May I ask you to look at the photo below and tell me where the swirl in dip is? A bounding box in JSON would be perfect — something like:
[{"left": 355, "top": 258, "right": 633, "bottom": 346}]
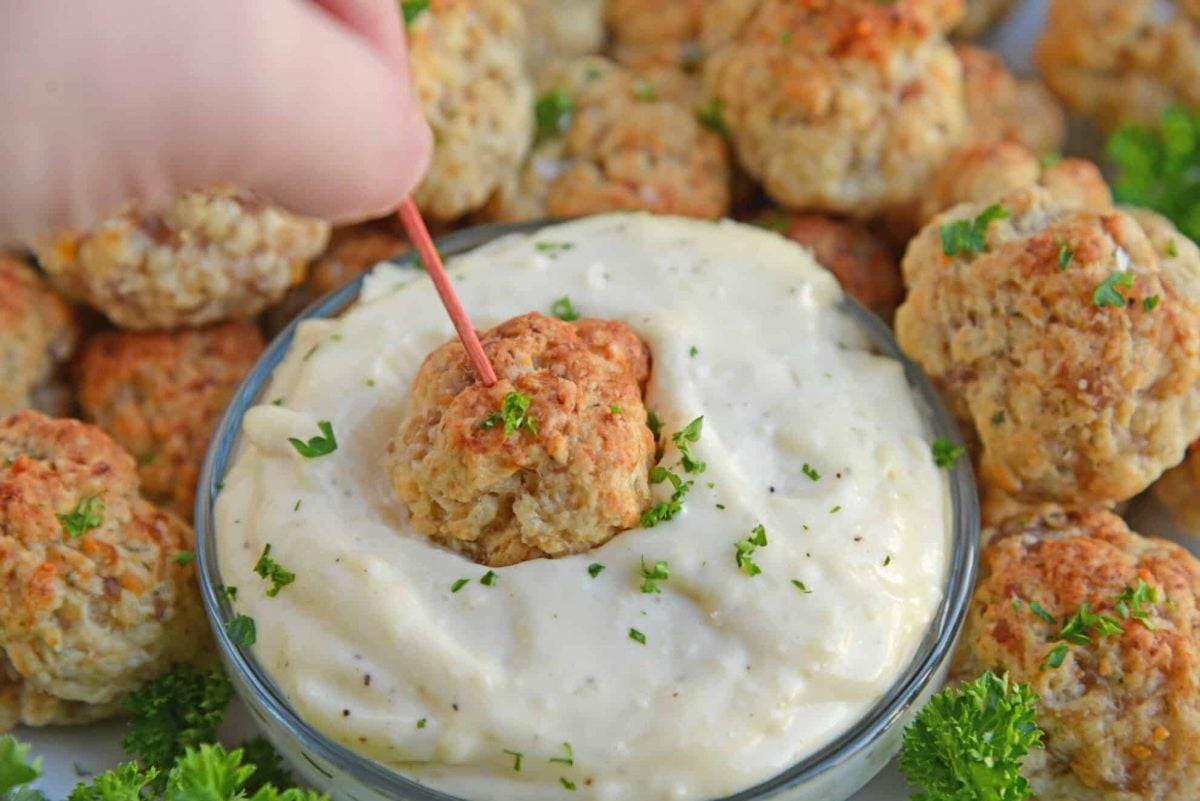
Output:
[{"left": 215, "top": 214, "right": 950, "bottom": 801}]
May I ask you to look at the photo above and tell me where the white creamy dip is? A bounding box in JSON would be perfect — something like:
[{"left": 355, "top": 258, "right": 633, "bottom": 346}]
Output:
[{"left": 216, "top": 214, "right": 950, "bottom": 801}]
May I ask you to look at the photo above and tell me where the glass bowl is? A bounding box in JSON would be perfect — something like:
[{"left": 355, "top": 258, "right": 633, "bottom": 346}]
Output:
[{"left": 196, "top": 219, "right": 980, "bottom": 801}]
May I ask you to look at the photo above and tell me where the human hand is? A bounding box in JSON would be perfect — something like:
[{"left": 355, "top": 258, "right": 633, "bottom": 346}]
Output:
[{"left": 0, "top": 0, "right": 432, "bottom": 243}]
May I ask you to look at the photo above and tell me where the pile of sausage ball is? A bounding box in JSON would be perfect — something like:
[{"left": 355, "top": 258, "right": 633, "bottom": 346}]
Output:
[{"left": 3, "top": 2, "right": 1200, "bottom": 799}]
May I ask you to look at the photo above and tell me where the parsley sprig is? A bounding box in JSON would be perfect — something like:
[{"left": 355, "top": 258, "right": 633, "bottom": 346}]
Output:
[
  {"left": 551, "top": 296, "right": 580, "bottom": 321},
  {"left": 58, "top": 495, "right": 104, "bottom": 538},
  {"left": 899, "top": 672, "right": 1043, "bottom": 801},
  {"left": 642, "top": 466, "right": 693, "bottom": 527},
  {"left": 639, "top": 558, "right": 671, "bottom": 593},
  {"left": 734, "top": 524, "right": 768, "bottom": 577},
  {"left": 288, "top": 421, "right": 337, "bottom": 459},
  {"left": 672, "top": 417, "right": 705, "bottom": 473},
  {"left": 931, "top": 439, "right": 966, "bottom": 469},
  {"left": 939, "top": 205, "right": 1009, "bottom": 257},
  {"left": 481, "top": 391, "right": 538, "bottom": 437},
  {"left": 1092, "top": 271, "right": 1135, "bottom": 308},
  {"left": 535, "top": 89, "right": 574, "bottom": 139},
  {"left": 1115, "top": 578, "right": 1159, "bottom": 630},
  {"left": 253, "top": 545, "right": 295, "bottom": 598},
  {"left": 1108, "top": 106, "right": 1200, "bottom": 241}
]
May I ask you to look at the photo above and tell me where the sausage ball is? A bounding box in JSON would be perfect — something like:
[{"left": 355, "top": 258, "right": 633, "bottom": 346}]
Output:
[
  {"left": 525, "top": 0, "right": 605, "bottom": 65},
  {"left": 388, "top": 312, "right": 655, "bottom": 567},
  {"left": 957, "top": 44, "right": 1066, "bottom": 156},
  {"left": 408, "top": 0, "right": 535, "bottom": 221},
  {"left": 482, "top": 57, "right": 730, "bottom": 222},
  {"left": 0, "top": 411, "right": 207, "bottom": 728},
  {"left": 759, "top": 213, "right": 904, "bottom": 320},
  {"left": 1154, "top": 443, "right": 1200, "bottom": 535},
  {"left": 33, "top": 187, "right": 329, "bottom": 331},
  {"left": 918, "top": 140, "right": 1112, "bottom": 225},
  {"left": 702, "top": 0, "right": 967, "bottom": 217},
  {"left": 896, "top": 188, "right": 1200, "bottom": 507},
  {"left": 952, "top": 507, "right": 1200, "bottom": 801},
  {"left": 1035, "top": 0, "right": 1200, "bottom": 129},
  {"left": 954, "top": 0, "right": 1014, "bottom": 39},
  {"left": 74, "top": 322, "right": 265, "bottom": 521},
  {"left": 606, "top": 0, "right": 704, "bottom": 69},
  {"left": 0, "top": 255, "right": 77, "bottom": 416}
]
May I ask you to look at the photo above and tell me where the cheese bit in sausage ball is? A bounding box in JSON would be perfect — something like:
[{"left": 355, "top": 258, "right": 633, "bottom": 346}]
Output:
[
  {"left": 481, "top": 56, "right": 730, "bottom": 222},
  {"left": 917, "top": 140, "right": 1112, "bottom": 225},
  {"left": 0, "top": 254, "right": 77, "bottom": 417},
  {"left": 702, "top": 0, "right": 967, "bottom": 218},
  {"left": 957, "top": 44, "right": 1066, "bottom": 156},
  {"left": 605, "top": 0, "right": 704, "bottom": 70},
  {"left": 896, "top": 188, "right": 1200, "bottom": 507},
  {"left": 74, "top": 321, "right": 265, "bottom": 521},
  {"left": 1155, "top": 442, "right": 1200, "bottom": 535},
  {"left": 0, "top": 411, "right": 207, "bottom": 729},
  {"left": 1036, "top": 0, "right": 1200, "bottom": 129},
  {"left": 952, "top": 507, "right": 1200, "bottom": 801},
  {"left": 33, "top": 186, "right": 329, "bottom": 332},
  {"left": 756, "top": 212, "right": 904, "bottom": 321},
  {"left": 407, "top": 0, "right": 535, "bottom": 222},
  {"left": 953, "top": 0, "right": 1014, "bottom": 39},
  {"left": 524, "top": 0, "right": 605, "bottom": 66},
  {"left": 388, "top": 312, "right": 655, "bottom": 567}
]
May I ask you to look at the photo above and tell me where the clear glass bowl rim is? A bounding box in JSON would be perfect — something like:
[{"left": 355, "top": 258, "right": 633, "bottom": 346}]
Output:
[{"left": 196, "top": 217, "right": 981, "bottom": 801}]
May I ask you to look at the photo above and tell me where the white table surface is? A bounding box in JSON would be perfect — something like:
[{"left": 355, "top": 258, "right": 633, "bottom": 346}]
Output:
[{"left": 25, "top": 2, "right": 1193, "bottom": 800}]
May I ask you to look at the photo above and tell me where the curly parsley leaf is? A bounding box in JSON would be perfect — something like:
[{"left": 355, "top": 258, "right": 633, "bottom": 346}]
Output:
[
  {"left": 254, "top": 545, "right": 296, "bottom": 598},
  {"left": 121, "top": 665, "right": 233, "bottom": 778},
  {"left": 899, "top": 672, "right": 1043, "bottom": 801},
  {"left": 0, "top": 736, "right": 42, "bottom": 797},
  {"left": 481, "top": 391, "right": 538, "bottom": 437},
  {"left": 287, "top": 421, "right": 337, "bottom": 459},
  {"left": 1093, "top": 271, "right": 1135, "bottom": 308},
  {"left": 939, "top": 205, "right": 1009, "bottom": 257},
  {"left": 1108, "top": 106, "right": 1200, "bottom": 242},
  {"left": 236, "top": 738, "right": 294, "bottom": 796},
  {"left": 67, "top": 763, "right": 156, "bottom": 801},
  {"left": 671, "top": 416, "right": 705, "bottom": 474},
  {"left": 931, "top": 439, "right": 966, "bottom": 469}
]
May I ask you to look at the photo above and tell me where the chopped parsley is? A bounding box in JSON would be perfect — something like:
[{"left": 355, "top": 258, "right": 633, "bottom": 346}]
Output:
[
  {"left": 1039, "top": 602, "right": 1124, "bottom": 671},
  {"left": 802, "top": 463, "right": 820, "bottom": 481},
  {"left": 288, "top": 420, "right": 338, "bottom": 458},
  {"left": 1092, "top": 271, "right": 1135, "bottom": 308},
  {"left": 536, "top": 241, "right": 575, "bottom": 253},
  {"left": 883, "top": 555, "right": 892, "bottom": 567},
  {"left": 1144, "top": 295, "right": 1161, "bottom": 311},
  {"left": 830, "top": 505, "right": 842, "bottom": 514},
  {"left": 560, "top": 778, "right": 577, "bottom": 792},
  {"left": 174, "top": 551, "right": 195, "bottom": 567},
  {"left": 535, "top": 88, "right": 574, "bottom": 137},
  {"left": 792, "top": 579, "right": 812, "bottom": 594},
  {"left": 480, "top": 570, "right": 498, "bottom": 587},
  {"left": 587, "top": 563, "right": 605, "bottom": 578},
  {"left": 1057, "top": 238, "right": 1074, "bottom": 271},
  {"left": 642, "top": 466, "right": 693, "bottom": 527},
  {"left": 401, "top": 0, "right": 429, "bottom": 24},
  {"left": 503, "top": 749, "right": 523, "bottom": 771},
  {"left": 417, "top": 718, "right": 427, "bottom": 729},
  {"left": 672, "top": 416, "right": 705, "bottom": 473},
  {"left": 549, "top": 742, "right": 574, "bottom": 766},
  {"left": 646, "top": 410, "right": 663, "bottom": 447},
  {"left": 609, "top": 404, "right": 622, "bottom": 415},
  {"left": 1042, "top": 643, "right": 1069, "bottom": 670},
  {"left": 58, "top": 494, "right": 104, "bottom": 538},
  {"left": 451, "top": 578, "right": 470, "bottom": 593},
  {"left": 218, "top": 585, "right": 238, "bottom": 603},
  {"left": 1168, "top": 239, "right": 1179, "bottom": 257},
  {"left": 1028, "top": 600, "right": 1056, "bottom": 624},
  {"left": 938, "top": 204, "right": 1009, "bottom": 257},
  {"left": 481, "top": 391, "right": 538, "bottom": 437},
  {"left": 689, "top": 345, "right": 699, "bottom": 357},
  {"left": 225, "top": 614, "right": 256, "bottom": 647},
  {"left": 628, "top": 628, "right": 647, "bottom": 645},
  {"left": 734, "top": 524, "right": 768, "bottom": 577},
  {"left": 253, "top": 544, "right": 295, "bottom": 597},
  {"left": 931, "top": 438, "right": 966, "bottom": 468},
  {"left": 696, "top": 98, "right": 730, "bottom": 137},
  {"left": 639, "top": 558, "right": 671, "bottom": 593},
  {"left": 551, "top": 296, "right": 580, "bottom": 321},
  {"left": 1115, "top": 578, "right": 1158, "bottom": 630}
]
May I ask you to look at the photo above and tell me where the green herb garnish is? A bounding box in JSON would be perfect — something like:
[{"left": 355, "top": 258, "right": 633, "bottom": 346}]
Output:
[
  {"left": 58, "top": 495, "right": 104, "bottom": 538},
  {"left": 1057, "top": 239, "right": 1074, "bottom": 271},
  {"left": 672, "top": 416, "right": 705, "bottom": 473},
  {"left": 536, "top": 88, "right": 574, "bottom": 137},
  {"left": 802, "top": 463, "right": 820, "bottom": 481},
  {"left": 451, "top": 578, "right": 469, "bottom": 593},
  {"left": 1093, "top": 271, "right": 1135, "bottom": 308},
  {"left": 938, "top": 204, "right": 1009, "bottom": 257},
  {"left": 587, "top": 563, "right": 605, "bottom": 578},
  {"left": 639, "top": 558, "right": 671, "bottom": 593},
  {"left": 1144, "top": 295, "right": 1161, "bottom": 311},
  {"left": 288, "top": 420, "right": 337, "bottom": 458},
  {"left": 401, "top": 0, "right": 430, "bottom": 25},
  {"left": 481, "top": 391, "right": 538, "bottom": 437},
  {"left": 174, "top": 551, "right": 195, "bottom": 567},
  {"left": 1114, "top": 578, "right": 1159, "bottom": 630},
  {"left": 1108, "top": 106, "right": 1200, "bottom": 242},
  {"left": 792, "top": 579, "right": 812, "bottom": 594},
  {"left": 734, "top": 524, "right": 768, "bottom": 577},
  {"left": 503, "top": 750, "right": 523, "bottom": 772},
  {"left": 931, "top": 439, "right": 966, "bottom": 468},
  {"left": 225, "top": 615, "right": 256, "bottom": 647},
  {"left": 551, "top": 296, "right": 580, "bottom": 321},
  {"left": 549, "top": 742, "right": 574, "bottom": 766},
  {"left": 696, "top": 98, "right": 730, "bottom": 137},
  {"left": 480, "top": 570, "right": 498, "bottom": 587},
  {"left": 641, "top": 466, "right": 693, "bottom": 527},
  {"left": 628, "top": 628, "right": 647, "bottom": 645},
  {"left": 253, "top": 545, "right": 295, "bottom": 598}
]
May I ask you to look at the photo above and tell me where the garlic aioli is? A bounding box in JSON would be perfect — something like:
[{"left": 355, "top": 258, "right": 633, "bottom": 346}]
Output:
[{"left": 216, "top": 214, "right": 950, "bottom": 801}]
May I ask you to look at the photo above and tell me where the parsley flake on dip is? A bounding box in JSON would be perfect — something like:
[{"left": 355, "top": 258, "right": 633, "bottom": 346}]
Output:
[{"left": 216, "top": 214, "right": 951, "bottom": 801}]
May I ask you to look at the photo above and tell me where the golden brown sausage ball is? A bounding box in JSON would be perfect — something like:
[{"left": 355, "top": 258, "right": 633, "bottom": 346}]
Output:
[
  {"left": 702, "top": 0, "right": 967, "bottom": 217},
  {"left": 954, "top": 0, "right": 1014, "bottom": 39},
  {"left": 759, "top": 212, "right": 904, "bottom": 320},
  {"left": 0, "top": 255, "right": 77, "bottom": 416},
  {"left": 952, "top": 507, "right": 1200, "bottom": 801},
  {"left": 74, "top": 322, "right": 265, "bottom": 521},
  {"left": 918, "top": 140, "right": 1112, "bottom": 225},
  {"left": 1035, "top": 0, "right": 1200, "bottom": 129},
  {"left": 606, "top": 0, "right": 705, "bottom": 69},
  {"left": 957, "top": 44, "right": 1066, "bottom": 156},
  {"left": 1154, "top": 443, "right": 1200, "bottom": 535},
  {"left": 525, "top": 0, "right": 605, "bottom": 65},
  {"left": 408, "top": 0, "right": 535, "bottom": 221},
  {"left": 482, "top": 57, "right": 730, "bottom": 222},
  {"left": 33, "top": 187, "right": 329, "bottom": 331},
  {"left": 388, "top": 312, "right": 655, "bottom": 567},
  {"left": 896, "top": 189, "right": 1200, "bottom": 507},
  {"left": 0, "top": 411, "right": 206, "bottom": 729}
]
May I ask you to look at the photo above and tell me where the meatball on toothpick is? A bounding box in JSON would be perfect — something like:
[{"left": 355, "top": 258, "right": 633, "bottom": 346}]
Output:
[
  {"left": 954, "top": 508, "right": 1200, "bottom": 801},
  {"left": 0, "top": 412, "right": 207, "bottom": 729},
  {"left": 388, "top": 312, "right": 655, "bottom": 567},
  {"left": 702, "top": 0, "right": 967, "bottom": 217},
  {"left": 33, "top": 187, "right": 329, "bottom": 331},
  {"left": 896, "top": 188, "right": 1200, "bottom": 507}
]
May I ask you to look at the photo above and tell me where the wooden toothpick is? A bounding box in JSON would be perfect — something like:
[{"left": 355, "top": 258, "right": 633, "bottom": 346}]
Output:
[{"left": 395, "top": 199, "right": 497, "bottom": 386}]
